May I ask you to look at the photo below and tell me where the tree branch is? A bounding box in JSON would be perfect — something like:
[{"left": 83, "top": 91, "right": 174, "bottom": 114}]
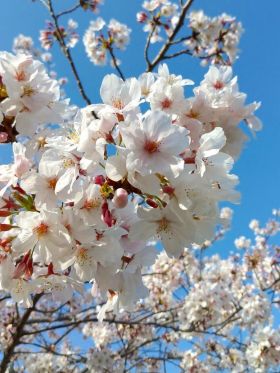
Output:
[
  {"left": 107, "top": 45, "right": 125, "bottom": 81},
  {"left": 169, "top": 34, "right": 193, "bottom": 46},
  {"left": 46, "top": 0, "right": 98, "bottom": 117},
  {"left": 144, "top": 23, "right": 157, "bottom": 70},
  {"left": 0, "top": 294, "right": 42, "bottom": 373},
  {"left": 146, "top": 0, "right": 195, "bottom": 72},
  {"left": 162, "top": 48, "right": 192, "bottom": 60},
  {"left": 57, "top": 2, "right": 81, "bottom": 19}
]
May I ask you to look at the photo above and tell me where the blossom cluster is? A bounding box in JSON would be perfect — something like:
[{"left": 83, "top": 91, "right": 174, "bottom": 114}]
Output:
[
  {"left": 40, "top": 19, "right": 79, "bottom": 50},
  {"left": 83, "top": 17, "right": 131, "bottom": 66},
  {"left": 13, "top": 34, "right": 53, "bottom": 67},
  {"left": 80, "top": 0, "right": 104, "bottom": 13},
  {"left": 187, "top": 10, "right": 243, "bottom": 65},
  {"left": 1, "top": 211, "right": 279, "bottom": 373},
  {"left": 137, "top": 0, "right": 179, "bottom": 43},
  {"left": 137, "top": 2, "right": 243, "bottom": 65},
  {"left": 13, "top": 34, "right": 41, "bottom": 59},
  {"left": 0, "top": 52, "right": 69, "bottom": 140},
  {"left": 11, "top": 33, "right": 69, "bottom": 106},
  {"left": 0, "top": 52, "right": 261, "bottom": 321}
]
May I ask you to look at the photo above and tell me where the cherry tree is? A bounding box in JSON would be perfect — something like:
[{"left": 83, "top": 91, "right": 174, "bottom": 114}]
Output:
[{"left": 0, "top": 0, "right": 278, "bottom": 372}]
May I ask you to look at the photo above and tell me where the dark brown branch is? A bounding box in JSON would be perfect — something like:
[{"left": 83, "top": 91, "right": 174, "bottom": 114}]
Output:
[
  {"left": 46, "top": 0, "right": 98, "bottom": 118},
  {"left": 162, "top": 48, "right": 192, "bottom": 60},
  {"left": 144, "top": 23, "right": 157, "bottom": 69},
  {"left": 107, "top": 45, "right": 125, "bottom": 81},
  {"left": 263, "top": 276, "right": 280, "bottom": 291},
  {"left": 57, "top": 2, "right": 81, "bottom": 18},
  {"left": 169, "top": 34, "right": 193, "bottom": 46},
  {"left": 0, "top": 295, "right": 11, "bottom": 302},
  {"left": 146, "top": 0, "right": 195, "bottom": 72},
  {"left": 0, "top": 294, "right": 42, "bottom": 373},
  {"left": 121, "top": 337, "right": 161, "bottom": 358},
  {"left": 22, "top": 315, "right": 187, "bottom": 337}
]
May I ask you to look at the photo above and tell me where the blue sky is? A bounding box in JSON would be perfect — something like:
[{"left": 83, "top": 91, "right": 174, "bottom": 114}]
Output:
[{"left": 0, "top": 0, "right": 279, "bottom": 254}]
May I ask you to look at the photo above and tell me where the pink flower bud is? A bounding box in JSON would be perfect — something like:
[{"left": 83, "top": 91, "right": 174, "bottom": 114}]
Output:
[
  {"left": 47, "top": 263, "right": 55, "bottom": 276},
  {"left": 0, "top": 132, "right": 8, "bottom": 143},
  {"left": 162, "top": 185, "right": 175, "bottom": 196},
  {"left": 112, "top": 188, "right": 128, "bottom": 209},
  {"left": 94, "top": 175, "right": 105, "bottom": 185},
  {"left": 137, "top": 12, "right": 148, "bottom": 23},
  {"left": 101, "top": 201, "right": 115, "bottom": 227}
]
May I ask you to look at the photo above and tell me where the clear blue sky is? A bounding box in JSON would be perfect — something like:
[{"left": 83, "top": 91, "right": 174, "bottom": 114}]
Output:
[{"left": 0, "top": 0, "right": 279, "bottom": 251}]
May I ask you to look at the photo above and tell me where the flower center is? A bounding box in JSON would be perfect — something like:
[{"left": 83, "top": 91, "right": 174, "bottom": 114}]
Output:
[
  {"left": 156, "top": 217, "right": 169, "bottom": 233},
  {"left": 112, "top": 98, "right": 124, "bottom": 110},
  {"left": 187, "top": 109, "right": 199, "bottom": 119},
  {"left": 161, "top": 98, "right": 172, "bottom": 109},
  {"left": 63, "top": 158, "right": 75, "bottom": 168},
  {"left": 15, "top": 70, "right": 26, "bottom": 82},
  {"left": 21, "top": 85, "right": 36, "bottom": 97},
  {"left": 34, "top": 222, "right": 49, "bottom": 237},
  {"left": 48, "top": 178, "right": 57, "bottom": 190},
  {"left": 141, "top": 87, "right": 150, "bottom": 96},
  {"left": 144, "top": 140, "right": 159, "bottom": 154},
  {"left": 83, "top": 199, "right": 100, "bottom": 210},
  {"left": 37, "top": 136, "right": 47, "bottom": 149},
  {"left": 213, "top": 80, "right": 224, "bottom": 90},
  {"left": 77, "top": 247, "right": 89, "bottom": 265},
  {"left": 68, "top": 130, "right": 80, "bottom": 143}
]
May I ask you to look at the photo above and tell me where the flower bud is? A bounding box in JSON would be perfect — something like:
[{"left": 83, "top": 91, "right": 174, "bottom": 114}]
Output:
[
  {"left": 94, "top": 175, "right": 105, "bottom": 185},
  {"left": 162, "top": 185, "right": 175, "bottom": 196},
  {"left": 0, "top": 132, "right": 8, "bottom": 143},
  {"left": 112, "top": 188, "right": 128, "bottom": 209},
  {"left": 136, "top": 12, "right": 148, "bottom": 23},
  {"left": 101, "top": 201, "right": 115, "bottom": 227}
]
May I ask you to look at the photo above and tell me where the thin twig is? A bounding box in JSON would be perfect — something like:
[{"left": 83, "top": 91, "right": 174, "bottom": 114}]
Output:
[
  {"left": 36, "top": 0, "right": 49, "bottom": 10},
  {"left": 169, "top": 34, "right": 193, "bottom": 46},
  {"left": 162, "top": 48, "right": 192, "bottom": 60},
  {"left": 45, "top": 0, "right": 98, "bottom": 117},
  {"left": 57, "top": 2, "right": 80, "bottom": 18},
  {"left": 0, "top": 294, "right": 42, "bottom": 373},
  {"left": 144, "top": 23, "right": 157, "bottom": 69},
  {"left": 107, "top": 45, "right": 125, "bottom": 81}
]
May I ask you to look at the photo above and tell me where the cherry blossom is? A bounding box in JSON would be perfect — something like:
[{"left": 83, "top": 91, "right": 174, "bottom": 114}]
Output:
[{"left": 83, "top": 17, "right": 131, "bottom": 66}]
